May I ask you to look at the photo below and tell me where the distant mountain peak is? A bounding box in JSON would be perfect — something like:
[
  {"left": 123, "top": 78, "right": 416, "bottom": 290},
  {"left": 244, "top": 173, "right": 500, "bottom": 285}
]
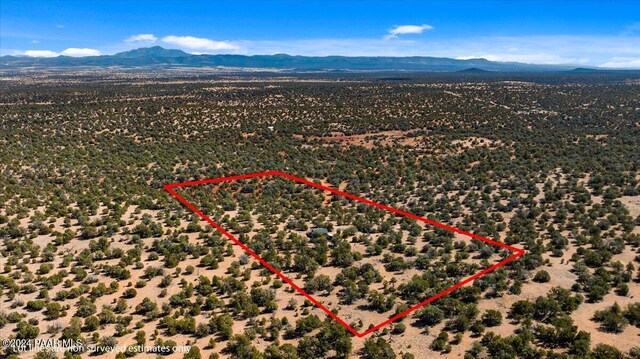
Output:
[
  {"left": 113, "top": 46, "right": 189, "bottom": 58},
  {"left": 457, "top": 67, "right": 492, "bottom": 73},
  {"left": 569, "top": 67, "right": 600, "bottom": 73}
]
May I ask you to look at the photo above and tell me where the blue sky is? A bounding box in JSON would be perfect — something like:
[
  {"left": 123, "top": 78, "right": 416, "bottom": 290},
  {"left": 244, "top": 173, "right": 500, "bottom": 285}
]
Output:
[{"left": 1, "top": 0, "right": 639, "bottom": 68}]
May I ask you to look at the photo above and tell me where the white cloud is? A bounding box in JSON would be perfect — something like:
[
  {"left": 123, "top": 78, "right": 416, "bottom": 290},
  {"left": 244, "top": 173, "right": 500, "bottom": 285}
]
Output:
[
  {"left": 125, "top": 34, "right": 158, "bottom": 43},
  {"left": 162, "top": 35, "right": 239, "bottom": 51},
  {"left": 18, "top": 48, "right": 101, "bottom": 57},
  {"left": 61, "top": 48, "right": 101, "bottom": 57},
  {"left": 385, "top": 24, "right": 433, "bottom": 39},
  {"left": 448, "top": 36, "right": 640, "bottom": 66},
  {"left": 23, "top": 50, "right": 58, "bottom": 57},
  {"left": 600, "top": 57, "right": 640, "bottom": 69}
]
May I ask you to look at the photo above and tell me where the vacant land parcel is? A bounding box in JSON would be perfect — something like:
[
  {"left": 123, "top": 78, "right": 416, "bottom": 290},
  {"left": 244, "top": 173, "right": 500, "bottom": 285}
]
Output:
[{"left": 166, "top": 171, "right": 523, "bottom": 337}]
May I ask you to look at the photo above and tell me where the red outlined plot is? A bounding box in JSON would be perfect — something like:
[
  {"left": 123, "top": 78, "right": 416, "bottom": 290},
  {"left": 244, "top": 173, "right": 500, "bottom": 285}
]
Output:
[{"left": 164, "top": 170, "right": 525, "bottom": 337}]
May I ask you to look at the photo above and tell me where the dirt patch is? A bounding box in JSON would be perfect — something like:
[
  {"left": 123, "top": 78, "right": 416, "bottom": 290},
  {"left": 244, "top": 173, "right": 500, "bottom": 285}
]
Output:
[
  {"left": 296, "top": 130, "right": 425, "bottom": 149},
  {"left": 451, "top": 137, "right": 503, "bottom": 154}
]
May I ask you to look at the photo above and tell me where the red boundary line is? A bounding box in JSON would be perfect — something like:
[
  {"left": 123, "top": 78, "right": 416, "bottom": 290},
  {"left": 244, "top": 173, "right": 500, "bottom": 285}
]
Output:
[{"left": 164, "top": 170, "right": 525, "bottom": 337}]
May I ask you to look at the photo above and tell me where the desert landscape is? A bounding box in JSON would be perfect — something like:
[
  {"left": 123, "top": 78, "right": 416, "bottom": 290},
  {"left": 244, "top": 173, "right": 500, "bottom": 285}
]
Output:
[{"left": 1, "top": 67, "right": 639, "bottom": 359}]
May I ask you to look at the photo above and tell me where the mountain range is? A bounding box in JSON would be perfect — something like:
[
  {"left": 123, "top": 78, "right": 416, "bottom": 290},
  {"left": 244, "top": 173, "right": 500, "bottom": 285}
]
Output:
[{"left": 0, "top": 46, "right": 618, "bottom": 72}]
